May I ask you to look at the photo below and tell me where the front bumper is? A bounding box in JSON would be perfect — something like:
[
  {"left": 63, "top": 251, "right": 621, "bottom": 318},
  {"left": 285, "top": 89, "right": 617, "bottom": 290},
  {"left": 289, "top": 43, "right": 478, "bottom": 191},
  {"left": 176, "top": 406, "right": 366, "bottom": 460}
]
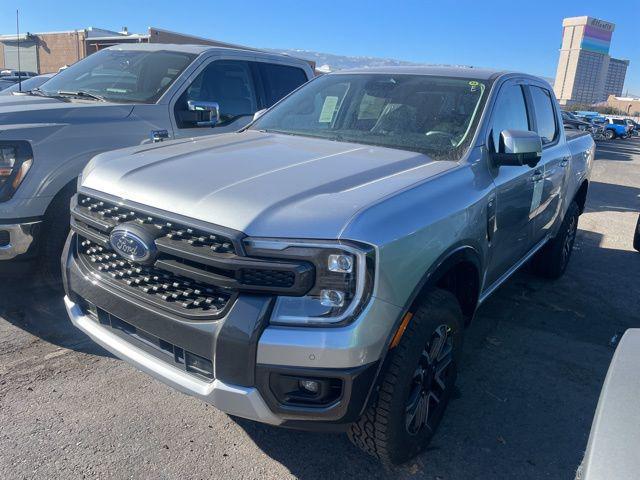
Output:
[
  {"left": 65, "top": 296, "right": 283, "bottom": 425},
  {"left": 0, "top": 220, "right": 41, "bottom": 260},
  {"left": 63, "top": 234, "right": 393, "bottom": 427}
]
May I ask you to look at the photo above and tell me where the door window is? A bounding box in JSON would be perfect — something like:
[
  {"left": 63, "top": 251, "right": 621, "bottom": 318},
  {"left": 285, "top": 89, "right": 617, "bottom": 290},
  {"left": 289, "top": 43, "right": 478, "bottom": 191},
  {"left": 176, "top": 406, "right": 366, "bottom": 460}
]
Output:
[
  {"left": 175, "top": 60, "right": 258, "bottom": 128},
  {"left": 489, "top": 84, "right": 530, "bottom": 152},
  {"left": 529, "top": 86, "right": 558, "bottom": 144},
  {"left": 257, "top": 63, "right": 308, "bottom": 107}
]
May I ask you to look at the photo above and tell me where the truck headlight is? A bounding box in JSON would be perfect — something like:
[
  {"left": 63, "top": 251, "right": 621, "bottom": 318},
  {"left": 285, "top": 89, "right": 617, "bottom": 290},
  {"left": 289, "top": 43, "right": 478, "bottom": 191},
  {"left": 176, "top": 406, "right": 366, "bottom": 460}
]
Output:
[
  {"left": 244, "top": 238, "right": 375, "bottom": 326},
  {"left": 0, "top": 141, "right": 33, "bottom": 202}
]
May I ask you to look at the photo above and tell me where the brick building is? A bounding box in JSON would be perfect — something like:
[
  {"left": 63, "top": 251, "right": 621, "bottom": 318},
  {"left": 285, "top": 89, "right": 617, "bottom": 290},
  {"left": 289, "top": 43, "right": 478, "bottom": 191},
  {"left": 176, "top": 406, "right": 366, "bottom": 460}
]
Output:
[{"left": 0, "top": 26, "right": 313, "bottom": 74}]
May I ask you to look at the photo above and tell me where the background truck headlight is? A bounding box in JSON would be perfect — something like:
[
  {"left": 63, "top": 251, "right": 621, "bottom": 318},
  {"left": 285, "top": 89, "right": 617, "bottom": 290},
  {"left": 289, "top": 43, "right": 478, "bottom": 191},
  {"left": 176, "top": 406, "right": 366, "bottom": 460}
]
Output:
[
  {"left": 0, "top": 141, "right": 33, "bottom": 202},
  {"left": 244, "top": 238, "right": 375, "bottom": 326}
]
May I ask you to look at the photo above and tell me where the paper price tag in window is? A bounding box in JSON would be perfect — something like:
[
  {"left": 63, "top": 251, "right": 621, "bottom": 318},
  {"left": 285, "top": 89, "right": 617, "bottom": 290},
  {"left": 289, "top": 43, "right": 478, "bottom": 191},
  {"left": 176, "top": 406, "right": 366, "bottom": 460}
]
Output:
[
  {"left": 319, "top": 96, "right": 339, "bottom": 123},
  {"left": 530, "top": 178, "right": 544, "bottom": 213}
]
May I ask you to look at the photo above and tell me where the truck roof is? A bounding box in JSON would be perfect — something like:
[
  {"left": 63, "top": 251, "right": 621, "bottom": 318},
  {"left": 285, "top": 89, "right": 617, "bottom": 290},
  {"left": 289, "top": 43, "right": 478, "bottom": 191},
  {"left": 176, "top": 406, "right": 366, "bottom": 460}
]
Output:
[
  {"left": 104, "top": 43, "right": 308, "bottom": 66},
  {"left": 333, "top": 65, "right": 508, "bottom": 79}
]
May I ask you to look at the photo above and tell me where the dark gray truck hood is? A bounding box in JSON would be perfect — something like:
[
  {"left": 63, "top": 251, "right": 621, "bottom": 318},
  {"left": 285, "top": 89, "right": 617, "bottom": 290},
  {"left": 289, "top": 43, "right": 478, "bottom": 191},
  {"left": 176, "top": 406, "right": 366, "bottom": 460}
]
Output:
[
  {"left": 0, "top": 95, "right": 133, "bottom": 126},
  {"left": 82, "top": 130, "right": 455, "bottom": 239}
]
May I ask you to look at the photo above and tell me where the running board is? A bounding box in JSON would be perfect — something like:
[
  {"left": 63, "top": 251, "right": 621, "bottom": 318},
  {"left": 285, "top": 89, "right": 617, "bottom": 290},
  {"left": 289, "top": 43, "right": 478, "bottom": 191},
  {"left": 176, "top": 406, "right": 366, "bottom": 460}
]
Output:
[{"left": 478, "top": 237, "right": 549, "bottom": 305}]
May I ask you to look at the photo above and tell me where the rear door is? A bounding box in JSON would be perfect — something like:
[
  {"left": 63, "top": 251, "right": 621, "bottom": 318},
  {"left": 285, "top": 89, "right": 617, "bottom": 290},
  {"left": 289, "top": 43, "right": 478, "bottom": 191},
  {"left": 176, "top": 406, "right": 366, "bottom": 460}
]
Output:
[
  {"left": 526, "top": 84, "right": 570, "bottom": 243},
  {"left": 484, "top": 81, "right": 537, "bottom": 287}
]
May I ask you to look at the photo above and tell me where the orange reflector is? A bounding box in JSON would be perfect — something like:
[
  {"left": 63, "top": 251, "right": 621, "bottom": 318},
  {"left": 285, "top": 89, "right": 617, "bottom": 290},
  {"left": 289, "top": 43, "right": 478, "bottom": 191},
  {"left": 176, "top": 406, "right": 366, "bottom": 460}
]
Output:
[{"left": 390, "top": 312, "right": 413, "bottom": 349}]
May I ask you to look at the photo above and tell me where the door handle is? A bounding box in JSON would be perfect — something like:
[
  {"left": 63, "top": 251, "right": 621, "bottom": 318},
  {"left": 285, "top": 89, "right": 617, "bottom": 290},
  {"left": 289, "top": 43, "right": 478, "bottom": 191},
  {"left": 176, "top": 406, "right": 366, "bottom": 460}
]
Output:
[
  {"left": 531, "top": 170, "right": 544, "bottom": 182},
  {"left": 560, "top": 156, "right": 570, "bottom": 167}
]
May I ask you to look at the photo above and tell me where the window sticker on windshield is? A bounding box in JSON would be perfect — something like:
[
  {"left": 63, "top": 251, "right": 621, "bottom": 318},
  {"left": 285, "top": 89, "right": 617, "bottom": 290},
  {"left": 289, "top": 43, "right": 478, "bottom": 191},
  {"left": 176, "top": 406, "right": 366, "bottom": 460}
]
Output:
[
  {"left": 468, "top": 80, "right": 479, "bottom": 92},
  {"left": 319, "top": 96, "right": 339, "bottom": 123}
]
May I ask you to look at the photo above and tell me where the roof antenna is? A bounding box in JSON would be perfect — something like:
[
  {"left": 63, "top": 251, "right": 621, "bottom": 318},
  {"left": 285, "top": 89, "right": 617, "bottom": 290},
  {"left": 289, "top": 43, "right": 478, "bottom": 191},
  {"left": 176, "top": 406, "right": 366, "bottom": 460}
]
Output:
[{"left": 16, "top": 9, "right": 22, "bottom": 92}]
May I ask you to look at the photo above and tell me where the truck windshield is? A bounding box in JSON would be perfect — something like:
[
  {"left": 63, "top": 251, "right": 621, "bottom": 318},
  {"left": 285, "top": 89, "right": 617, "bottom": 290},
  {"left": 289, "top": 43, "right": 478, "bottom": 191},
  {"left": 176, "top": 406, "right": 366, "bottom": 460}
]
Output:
[
  {"left": 39, "top": 49, "right": 196, "bottom": 104},
  {"left": 252, "top": 73, "right": 488, "bottom": 160}
]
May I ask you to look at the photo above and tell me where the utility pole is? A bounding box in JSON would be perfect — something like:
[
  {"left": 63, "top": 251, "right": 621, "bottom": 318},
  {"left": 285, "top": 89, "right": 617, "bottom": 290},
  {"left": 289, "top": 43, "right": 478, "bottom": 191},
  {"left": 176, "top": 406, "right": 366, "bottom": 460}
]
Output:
[{"left": 16, "top": 10, "right": 22, "bottom": 92}]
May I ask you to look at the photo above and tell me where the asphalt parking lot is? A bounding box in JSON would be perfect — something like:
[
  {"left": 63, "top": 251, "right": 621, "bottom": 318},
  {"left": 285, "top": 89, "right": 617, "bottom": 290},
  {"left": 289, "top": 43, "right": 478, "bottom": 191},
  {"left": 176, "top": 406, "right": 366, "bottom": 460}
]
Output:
[{"left": 1, "top": 138, "right": 639, "bottom": 480}]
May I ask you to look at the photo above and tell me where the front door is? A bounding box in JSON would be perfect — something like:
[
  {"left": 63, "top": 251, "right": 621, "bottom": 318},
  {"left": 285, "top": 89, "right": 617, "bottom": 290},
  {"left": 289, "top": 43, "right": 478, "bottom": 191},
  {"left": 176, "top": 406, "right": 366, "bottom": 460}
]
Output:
[
  {"left": 484, "top": 82, "right": 537, "bottom": 287},
  {"left": 172, "top": 59, "right": 260, "bottom": 138}
]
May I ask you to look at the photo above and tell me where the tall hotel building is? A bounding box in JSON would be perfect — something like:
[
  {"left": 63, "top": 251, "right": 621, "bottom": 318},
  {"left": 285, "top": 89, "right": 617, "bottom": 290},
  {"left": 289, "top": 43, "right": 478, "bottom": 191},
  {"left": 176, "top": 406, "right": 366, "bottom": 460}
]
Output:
[{"left": 553, "top": 16, "right": 629, "bottom": 105}]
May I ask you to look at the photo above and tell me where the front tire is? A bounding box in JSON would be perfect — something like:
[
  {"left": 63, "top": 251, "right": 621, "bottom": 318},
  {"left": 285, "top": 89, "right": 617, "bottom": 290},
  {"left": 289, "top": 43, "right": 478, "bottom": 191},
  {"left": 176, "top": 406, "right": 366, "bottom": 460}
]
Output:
[
  {"left": 531, "top": 201, "right": 580, "bottom": 279},
  {"left": 40, "top": 184, "right": 74, "bottom": 286},
  {"left": 347, "top": 289, "right": 463, "bottom": 465},
  {"left": 604, "top": 129, "right": 615, "bottom": 140}
]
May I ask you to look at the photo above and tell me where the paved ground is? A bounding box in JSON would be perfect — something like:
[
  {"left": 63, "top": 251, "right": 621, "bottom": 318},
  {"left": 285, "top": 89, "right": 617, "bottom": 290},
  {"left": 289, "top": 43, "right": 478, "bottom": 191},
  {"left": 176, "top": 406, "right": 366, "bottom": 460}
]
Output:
[{"left": 1, "top": 138, "right": 639, "bottom": 480}]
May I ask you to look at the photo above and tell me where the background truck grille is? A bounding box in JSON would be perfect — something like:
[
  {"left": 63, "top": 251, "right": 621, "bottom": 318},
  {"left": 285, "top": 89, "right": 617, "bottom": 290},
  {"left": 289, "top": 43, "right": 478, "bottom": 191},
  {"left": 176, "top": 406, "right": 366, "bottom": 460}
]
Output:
[{"left": 78, "top": 238, "right": 232, "bottom": 315}]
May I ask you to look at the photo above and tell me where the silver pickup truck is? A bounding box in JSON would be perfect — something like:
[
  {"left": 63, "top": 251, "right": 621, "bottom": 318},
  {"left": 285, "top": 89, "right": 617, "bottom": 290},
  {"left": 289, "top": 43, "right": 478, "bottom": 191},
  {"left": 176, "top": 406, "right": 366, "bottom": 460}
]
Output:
[
  {"left": 0, "top": 44, "right": 313, "bottom": 279},
  {"left": 63, "top": 66, "right": 594, "bottom": 464}
]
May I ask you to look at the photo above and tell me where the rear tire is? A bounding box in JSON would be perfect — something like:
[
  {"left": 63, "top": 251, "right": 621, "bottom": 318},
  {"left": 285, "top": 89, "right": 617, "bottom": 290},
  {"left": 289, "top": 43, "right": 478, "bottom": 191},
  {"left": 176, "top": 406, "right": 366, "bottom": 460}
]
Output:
[
  {"left": 347, "top": 289, "right": 463, "bottom": 465},
  {"left": 633, "top": 215, "right": 640, "bottom": 253},
  {"left": 531, "top": 201, "right": 580, "bottom": 279}
]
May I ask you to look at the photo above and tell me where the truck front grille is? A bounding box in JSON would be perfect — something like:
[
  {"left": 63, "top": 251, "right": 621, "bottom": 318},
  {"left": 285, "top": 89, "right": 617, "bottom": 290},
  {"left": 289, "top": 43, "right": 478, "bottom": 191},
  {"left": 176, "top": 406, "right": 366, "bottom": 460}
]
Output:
[
  {"left": 77, "top": 194, "right": 236, "bottom": 255},
  {"left": 78, "top": 238, "right": 232, "bottom": 316},
  {"left": 70, "top": 192, "right": 315, "bottom": 318}
]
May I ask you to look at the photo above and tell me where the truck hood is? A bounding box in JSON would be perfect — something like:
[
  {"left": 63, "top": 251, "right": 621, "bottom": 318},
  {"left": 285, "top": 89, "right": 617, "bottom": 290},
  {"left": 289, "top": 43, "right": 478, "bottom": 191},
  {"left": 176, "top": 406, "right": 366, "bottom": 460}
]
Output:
[
  {"left": 81, "top": 130, "right": 456, "bottom": 239},
  {"left": 0, "top": 95, "right": 134, "bottom": 126}
]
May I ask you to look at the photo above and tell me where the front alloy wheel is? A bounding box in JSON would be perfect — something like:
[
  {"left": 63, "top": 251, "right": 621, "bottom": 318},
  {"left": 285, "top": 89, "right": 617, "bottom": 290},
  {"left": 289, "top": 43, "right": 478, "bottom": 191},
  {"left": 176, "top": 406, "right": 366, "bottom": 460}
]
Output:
[
  {"left": 347, "top": 289, "right": 463, "bottom": 465},
  {"left": 405, "top": 325, "right": 454, "bottom": 435}
]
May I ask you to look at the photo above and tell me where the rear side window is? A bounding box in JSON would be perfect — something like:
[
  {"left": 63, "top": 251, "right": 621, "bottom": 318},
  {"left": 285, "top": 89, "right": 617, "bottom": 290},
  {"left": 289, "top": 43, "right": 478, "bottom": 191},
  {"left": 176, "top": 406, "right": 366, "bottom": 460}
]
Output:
[
  {"left": 529, "top": 86, "right": 558, "bottom": 144},
  {"left": 489, "top": 84, "right": 530, "bottom": 152},
  {"left": 258, "top": 63, "right": 308, "bottom": 107}
]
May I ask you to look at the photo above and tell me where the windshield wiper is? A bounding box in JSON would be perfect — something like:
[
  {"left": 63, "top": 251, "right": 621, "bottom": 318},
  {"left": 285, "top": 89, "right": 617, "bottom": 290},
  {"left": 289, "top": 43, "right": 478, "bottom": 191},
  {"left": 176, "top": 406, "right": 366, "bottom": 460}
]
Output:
[{"left": 57, "top": 90, "right": 106, "bottom": 102}]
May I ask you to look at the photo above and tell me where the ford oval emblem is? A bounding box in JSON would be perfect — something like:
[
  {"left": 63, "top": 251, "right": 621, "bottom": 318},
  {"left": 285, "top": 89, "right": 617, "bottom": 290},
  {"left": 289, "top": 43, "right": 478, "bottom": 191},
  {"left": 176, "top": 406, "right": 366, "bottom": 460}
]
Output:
[{"left": 109, "top": 224, "right": 157, "bottom": 264}]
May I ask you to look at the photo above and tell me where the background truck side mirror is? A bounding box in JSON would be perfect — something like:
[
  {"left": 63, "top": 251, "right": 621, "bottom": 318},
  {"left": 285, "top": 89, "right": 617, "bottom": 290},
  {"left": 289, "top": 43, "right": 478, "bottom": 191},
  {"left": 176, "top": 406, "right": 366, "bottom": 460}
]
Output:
[
  {"left": 492, "top": 129, "right": 542, "bottom": 168},
  {"left": 187, "top": 100, "right": 220, "bottom": 128}
]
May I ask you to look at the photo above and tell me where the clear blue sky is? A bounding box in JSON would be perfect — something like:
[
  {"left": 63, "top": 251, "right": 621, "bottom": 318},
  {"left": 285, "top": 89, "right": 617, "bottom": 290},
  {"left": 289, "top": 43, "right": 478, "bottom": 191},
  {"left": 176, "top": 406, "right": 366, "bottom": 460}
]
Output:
[{"left": 2, "top": 0, "right": 639, "bottom": 93}]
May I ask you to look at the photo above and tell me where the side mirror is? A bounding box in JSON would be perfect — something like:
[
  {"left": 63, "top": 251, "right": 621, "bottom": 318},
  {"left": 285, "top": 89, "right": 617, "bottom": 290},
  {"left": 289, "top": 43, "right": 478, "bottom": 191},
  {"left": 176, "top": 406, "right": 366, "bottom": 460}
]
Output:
[
  {"left": 187, "top": 100, "right": 220, "bottom": 128},
  {"left": 253, "top": 108, "right": 267, "bottom": 122},
  {"left": 492, "top": 129, "right": 542, "bottom": 168}
]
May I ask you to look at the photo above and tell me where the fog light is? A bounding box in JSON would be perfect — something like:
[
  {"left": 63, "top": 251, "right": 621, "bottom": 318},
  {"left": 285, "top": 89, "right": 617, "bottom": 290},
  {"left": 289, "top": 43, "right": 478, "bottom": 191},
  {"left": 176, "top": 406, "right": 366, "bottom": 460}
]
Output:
[
  {"left": 299, "top": 379, "right": 320, "bottom": 394},
  {"left": 328, "top": 254, "right": 353, "bottom": 273},
  {"left": 320, "top": 289, "right": 345, "bottom": 307}
]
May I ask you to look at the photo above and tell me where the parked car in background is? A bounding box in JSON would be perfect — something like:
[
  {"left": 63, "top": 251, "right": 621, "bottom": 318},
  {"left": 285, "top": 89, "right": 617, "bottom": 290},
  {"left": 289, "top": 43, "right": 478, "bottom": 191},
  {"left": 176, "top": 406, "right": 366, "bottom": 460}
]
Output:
[
  {"left": 64, "top": 67, "right": 594, "bottom": 464},
  {"left": 623, "top": 118, "right": 637, "bottom": 136},
  {"left": 0, "top": 69, "right": 37, "bottom": 78},
  {"left": 603, "top": 117, "right": 630, "bottom": 140},
  {"left": 0, "top": 77, "right": 19, "bottom": 91},
  {"left": 577, "top": 329, "right": 640, "bottom": 480},
  {"left": 0, "top": 43, "right": 313, "bottom": 280},
  {"left": 0, "top": 73, "right": 55, "bottom": 96},
  {"left": 562, "top": 111, "right": 592, "bottom": 131}
]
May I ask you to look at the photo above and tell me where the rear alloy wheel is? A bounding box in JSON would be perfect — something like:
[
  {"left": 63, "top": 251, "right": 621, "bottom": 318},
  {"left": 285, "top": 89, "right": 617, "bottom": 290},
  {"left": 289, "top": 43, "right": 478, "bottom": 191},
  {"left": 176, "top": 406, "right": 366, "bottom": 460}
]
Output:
[
  {"left": 531, "top": 201, "right": 580, "bottom": 279},
  {"left": 347, "top": 289, "right": 463, "bottom": 465}
]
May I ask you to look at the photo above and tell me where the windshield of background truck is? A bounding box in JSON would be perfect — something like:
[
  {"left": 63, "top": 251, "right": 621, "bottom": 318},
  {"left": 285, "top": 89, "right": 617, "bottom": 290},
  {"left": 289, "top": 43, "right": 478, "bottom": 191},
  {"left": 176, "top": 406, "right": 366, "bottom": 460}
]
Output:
[
  {"left": 39, "top": 49, "right": 196, "bottom": 103},
  {"left": 252, "top": 73, "right": 488, "bottom": 160}
]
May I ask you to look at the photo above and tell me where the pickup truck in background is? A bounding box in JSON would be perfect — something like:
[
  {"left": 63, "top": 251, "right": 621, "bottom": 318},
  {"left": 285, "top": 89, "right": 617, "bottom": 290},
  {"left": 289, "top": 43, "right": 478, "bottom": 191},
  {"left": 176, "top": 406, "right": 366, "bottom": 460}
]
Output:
[
  {"left": 63, "top": 67, "right": 594, "bottom": 465},
  {"left": 0, "top": 44, "right": 313, "bottom": 279},
  {"left": 603, "top": 117, "right": 630, "bottom": 140}
]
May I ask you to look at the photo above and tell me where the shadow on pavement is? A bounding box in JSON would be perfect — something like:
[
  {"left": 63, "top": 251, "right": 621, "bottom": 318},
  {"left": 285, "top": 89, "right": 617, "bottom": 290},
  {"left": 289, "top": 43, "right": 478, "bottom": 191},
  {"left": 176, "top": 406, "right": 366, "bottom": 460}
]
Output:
[
  {"left": 0, "top": 265, "right": 108, "bottom": 357},
  {"left": 585, "top": 180, "right": 640, "bottom": 214},
  {"left": 594, "top": 139, "right": 640, "bottom": 162}
]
